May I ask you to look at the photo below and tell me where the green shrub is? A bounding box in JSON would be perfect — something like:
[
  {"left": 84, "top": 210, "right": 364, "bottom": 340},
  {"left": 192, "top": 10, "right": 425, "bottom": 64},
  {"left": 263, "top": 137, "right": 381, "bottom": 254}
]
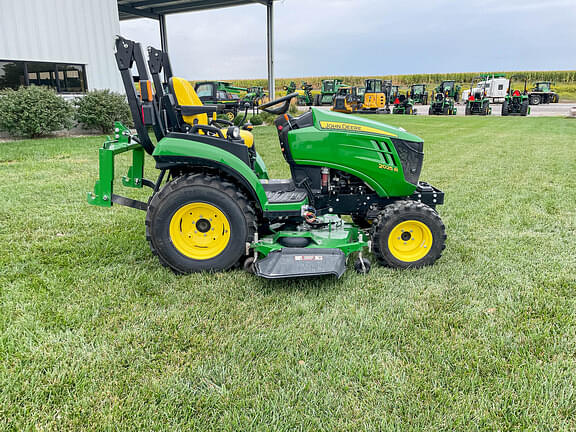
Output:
[
  {"left": 258, "top": 111, "right": 276, "bottom": 125},
  {"left": 233, "top": 113, "right": 248, "bottom": 126},
  {"left": 0, "top": 86, "right": 74, "bottom": 137},
  {"left": 289, "top": 102, "right": 299, "bottom": 115},
  {"left": 75, "top": 89, "right": 132, "bottom": 133},
  {"left": 249, "top": 114, "right": 263, "bottom": 125}
]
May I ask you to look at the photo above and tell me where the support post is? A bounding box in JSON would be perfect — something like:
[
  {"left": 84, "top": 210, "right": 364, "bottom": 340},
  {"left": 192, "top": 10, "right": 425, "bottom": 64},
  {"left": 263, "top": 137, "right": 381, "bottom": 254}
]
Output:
[
  {"left": 266, "top": 1, "right": 275, "bottom": 101},
  {"left": 159, "top": 14, "right": 170, "bottom": 82},
  {"left": 159, "top": 14, "right": 168, "bottom": 53}
]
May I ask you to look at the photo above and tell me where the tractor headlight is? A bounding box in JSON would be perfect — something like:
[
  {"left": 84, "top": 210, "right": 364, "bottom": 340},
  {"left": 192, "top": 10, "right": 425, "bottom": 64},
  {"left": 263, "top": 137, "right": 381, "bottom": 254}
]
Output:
[{"left": 227, "top": 126, "right": 241, "bottom": 140}]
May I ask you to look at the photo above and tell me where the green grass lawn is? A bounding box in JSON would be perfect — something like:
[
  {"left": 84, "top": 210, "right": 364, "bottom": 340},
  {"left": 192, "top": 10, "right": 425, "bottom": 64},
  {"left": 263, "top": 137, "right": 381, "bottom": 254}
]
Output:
[{"left": 1, "top": 116, "right": 575, "bottom": 431}]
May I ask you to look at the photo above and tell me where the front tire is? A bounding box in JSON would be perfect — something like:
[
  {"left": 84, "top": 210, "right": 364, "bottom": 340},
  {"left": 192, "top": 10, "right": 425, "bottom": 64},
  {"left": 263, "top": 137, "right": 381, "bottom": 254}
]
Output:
[
  {"left": 371, "top": 201, "right": 446, "bottom": 268},
  {"left": 146, "top": 174, "right": 256, "bottom": 274}
]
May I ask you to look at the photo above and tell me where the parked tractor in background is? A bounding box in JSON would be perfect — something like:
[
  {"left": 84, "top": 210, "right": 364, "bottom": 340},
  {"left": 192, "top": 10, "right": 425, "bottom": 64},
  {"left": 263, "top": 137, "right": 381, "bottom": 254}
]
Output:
[
  {"left": 284, "top": 81, "right": 297, "bottom": 94},
  {"left": 315, "top": 79, "right": 345, "bottom": 105},
  {"left": 389, "top": 85, "right": 400, "bottom": 105},
  {"left": 434, "top": 80, "right": 461, "bottom": 103},
  {"left": 528, "top": 81, "right": 559, "bottom": 105},
  {"left": 408, "top": 84, "right": 428, "bottom": 105},
  {"left": 356, "top": 79, "right": 391, "bottom": 114},
  {"left": 429, "top": 91, "right": 457, "bottom": 115},
  {"left": 297, "top": 82, "right": 315, "bottom": 106},
  {"left": 194, "top": 81, "right": 243, "bottom": 120},
  {"left": 241, "top": 86, "right": 267, "bottom": 109},
  {"left": 392, "top": 94, "right": 416, "bottom": 115},
  {"left": 331, "top": 86, "right": 365, "bottom": 114},
  {"left": 465, "top": 76, "right": 492, "bottom": 116},
  {"left": 461, "top": 74, "right": 508, "bottom": 104},
  {"left": 502, "top": 77, "right": 530, "bottom": 116}
]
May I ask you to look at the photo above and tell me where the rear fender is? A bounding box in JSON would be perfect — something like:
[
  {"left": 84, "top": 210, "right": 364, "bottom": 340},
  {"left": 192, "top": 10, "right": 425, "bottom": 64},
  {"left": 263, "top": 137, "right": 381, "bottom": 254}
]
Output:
[{"left": 153, "top": 137, "right": 286, "bottom": 211}]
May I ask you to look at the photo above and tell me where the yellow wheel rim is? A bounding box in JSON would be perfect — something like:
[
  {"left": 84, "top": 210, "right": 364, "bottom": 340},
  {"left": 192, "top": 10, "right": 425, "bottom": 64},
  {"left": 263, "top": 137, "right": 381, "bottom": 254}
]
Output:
[
  {"left": 169, "top": 202, "right": 230, "bottom": 260},
  {"left": 387, "top": 220, "right": 433, "bottom": 262},
  {"left": 226, "top": 111, "right": 235, "bottom": 121}
]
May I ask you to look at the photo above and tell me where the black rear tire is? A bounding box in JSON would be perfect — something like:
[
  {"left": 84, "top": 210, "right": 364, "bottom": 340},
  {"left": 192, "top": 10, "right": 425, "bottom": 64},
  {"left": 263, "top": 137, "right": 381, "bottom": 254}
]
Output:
[
  {"left": 371, "top": 201, "right": 446, "bottom": 269},
  {"left": 501, "top": 100, "right": 509, "bottom": 116},
  {"left": 146, "top": 174, "right": 257, "bottom": 274}
]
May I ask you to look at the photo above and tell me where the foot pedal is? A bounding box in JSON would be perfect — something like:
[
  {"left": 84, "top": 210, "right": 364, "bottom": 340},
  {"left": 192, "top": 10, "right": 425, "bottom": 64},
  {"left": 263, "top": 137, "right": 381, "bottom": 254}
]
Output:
[{"left": 254, "top": 248, "right": 346, "bottom": 279}]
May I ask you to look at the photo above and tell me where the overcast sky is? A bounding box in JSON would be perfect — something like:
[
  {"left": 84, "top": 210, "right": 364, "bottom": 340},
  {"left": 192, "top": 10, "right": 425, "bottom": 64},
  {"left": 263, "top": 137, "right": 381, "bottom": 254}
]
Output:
[{"left": 120, "top": 0, "right": 576, "bottom": 80}]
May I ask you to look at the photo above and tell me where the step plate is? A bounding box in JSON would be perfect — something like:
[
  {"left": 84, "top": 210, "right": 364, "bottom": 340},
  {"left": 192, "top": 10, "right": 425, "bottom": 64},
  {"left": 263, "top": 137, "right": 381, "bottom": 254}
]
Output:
[
  {"left": 265, "top": 189, "right": 307, "bottom": 204},
  {"left": 254, "top": 248, "right": 346, "bottom": 279}
]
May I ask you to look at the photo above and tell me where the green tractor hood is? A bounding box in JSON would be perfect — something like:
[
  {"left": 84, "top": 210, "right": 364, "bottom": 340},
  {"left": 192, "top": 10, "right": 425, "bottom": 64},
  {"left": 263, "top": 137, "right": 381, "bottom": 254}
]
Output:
[{"left": 312, "top": 108, "right": 423, "bottom": 143}]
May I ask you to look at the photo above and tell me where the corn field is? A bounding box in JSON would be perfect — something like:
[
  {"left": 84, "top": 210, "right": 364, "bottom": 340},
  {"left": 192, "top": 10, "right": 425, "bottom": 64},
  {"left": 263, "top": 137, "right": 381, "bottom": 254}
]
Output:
[{"left": 195, "top": 70, "right": 576, "bottom": 91}]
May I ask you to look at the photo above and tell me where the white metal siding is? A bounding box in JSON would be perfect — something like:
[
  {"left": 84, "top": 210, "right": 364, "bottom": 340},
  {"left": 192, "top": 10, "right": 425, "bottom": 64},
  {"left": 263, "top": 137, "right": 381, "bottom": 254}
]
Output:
[{"left": 0, "top": 0, "right": 124, "bottom": 92}]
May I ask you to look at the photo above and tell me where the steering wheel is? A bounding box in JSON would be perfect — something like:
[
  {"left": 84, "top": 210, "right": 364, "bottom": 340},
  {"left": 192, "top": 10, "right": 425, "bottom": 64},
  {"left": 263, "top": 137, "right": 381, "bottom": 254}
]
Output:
[{"left": 259, "top": 92, "right": 299, "bottom": 115}]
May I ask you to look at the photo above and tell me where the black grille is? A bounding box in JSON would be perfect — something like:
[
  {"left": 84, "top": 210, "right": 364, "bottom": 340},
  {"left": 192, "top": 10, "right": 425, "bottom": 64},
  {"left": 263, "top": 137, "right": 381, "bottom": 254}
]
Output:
[{"left": 392, "top": 138, "right": 424, "bottom": 186}]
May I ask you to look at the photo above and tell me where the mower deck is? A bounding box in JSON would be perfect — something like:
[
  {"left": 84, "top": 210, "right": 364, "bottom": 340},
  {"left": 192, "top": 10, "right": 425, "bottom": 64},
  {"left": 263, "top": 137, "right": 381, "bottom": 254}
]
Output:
[
  {"left": 254, "top": 248, "right": 347, "bottom": 279},
  {"left": 250, "top": 215, "right": 368, "bottom": 278}
]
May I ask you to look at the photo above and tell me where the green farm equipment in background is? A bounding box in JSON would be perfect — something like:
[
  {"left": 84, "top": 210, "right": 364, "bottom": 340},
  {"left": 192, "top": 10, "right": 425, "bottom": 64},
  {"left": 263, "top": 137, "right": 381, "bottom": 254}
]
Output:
[
  {"left": 87, "top": 37, "right": 446, "bottom": 279},
  {"left": 428, "top": 91, "right": 457, "bottom": 115},
  {"left": 283, "top": 81, "right": 297, "bottom": 94},
  {"left": 528, "top": 81, "right": 559, "bottom": 105},
  {"left": 408, "top": 84, "right": 428, "bottom": 105},
  {"left": 434, "top": 80, "right": 461, "bottom": 103},
  {"left": 297, "top": 82, "right": 315, "bottom": 106},
  {"left": 315, "top": 79, "right": 346, "bottom": 105},
  {"left": 392, "top": 94, "right": 417, "bottom": 115},
  {"left": 241, "top": 86, "right": 267, "bottom": 108},
  {"left": 283, "top": 81, "right": 315, "bottom": 106},
  {"left": 194, "top": 81, "right": 244, "bottom": 120},
  {"left": 465, "top": 76, "right": 492, "bottom": 116},
  {"left": 502, "top": 77, "right": 530, "bottom": 116}
]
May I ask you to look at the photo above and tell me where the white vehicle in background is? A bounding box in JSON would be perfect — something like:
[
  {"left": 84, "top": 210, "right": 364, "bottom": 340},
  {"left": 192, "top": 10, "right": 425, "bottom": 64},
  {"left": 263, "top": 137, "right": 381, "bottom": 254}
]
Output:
[{"left": 462, "top": 74, "right": 509, "bottom": 104}]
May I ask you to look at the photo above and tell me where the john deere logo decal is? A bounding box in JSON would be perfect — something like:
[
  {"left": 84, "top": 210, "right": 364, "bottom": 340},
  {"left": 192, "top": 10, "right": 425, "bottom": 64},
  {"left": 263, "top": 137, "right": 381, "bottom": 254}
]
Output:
[{"left": 319, "top": 121, "right": 397, "bottom": 137}]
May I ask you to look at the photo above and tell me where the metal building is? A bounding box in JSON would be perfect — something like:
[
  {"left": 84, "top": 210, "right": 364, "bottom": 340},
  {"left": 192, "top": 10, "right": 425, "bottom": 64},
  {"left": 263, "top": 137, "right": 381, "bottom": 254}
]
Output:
[
  {"left": 0, "top": 0, "right": 124, "bottom": 94},
  {"left": 0, "top": 0, "right": 277, "bottom": 98}
]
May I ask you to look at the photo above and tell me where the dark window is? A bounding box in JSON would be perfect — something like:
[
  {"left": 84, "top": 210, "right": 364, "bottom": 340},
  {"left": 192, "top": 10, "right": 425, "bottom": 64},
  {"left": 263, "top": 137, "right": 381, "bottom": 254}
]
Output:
[
  {"left": 0, "top": 60, "right": 87, "bottom": 93},
  {"left": 58, "top": 64, "right": 86, "bottom": 92},
  {"left": 27, "top": 62, "right": 58, "bottom": 89},
  {"left": 0, "top": 61, "right": 26, "bottom": 89}
]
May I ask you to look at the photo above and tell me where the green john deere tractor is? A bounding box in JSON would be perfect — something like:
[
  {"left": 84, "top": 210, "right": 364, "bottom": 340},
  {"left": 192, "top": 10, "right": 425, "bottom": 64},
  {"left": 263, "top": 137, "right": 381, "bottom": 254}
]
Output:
[
  {"left": 428, "top": 91, "right": 457, "bottom": 115},
  {"left": 194, "top": 80, "right": 243, "bottom": 120},
  {"left": 283, "top": 81, "right": 297, "bottom": 94},
  {"left": 392, "top": 93, "right": 417, "bottom": 115},
  {"left": 465, "top": 76, "right": 492, "bottom": 116},
  {"left": 435, "top": 80, "right": 461, "bottom": 102},
  {"left": 528, "top": 81, "right": 559, "bottom": 105},
  {"left": 87, "top": 37, "right": 446, "bottom": 279},
  {"left": 315, "top": 79, "right": 345, "bottom": 105},
  {"left": 241, "top": 86, "right": 267, "bottom": 108},
  {"left": 283, "top": 81, "right": 314, "bottom": 106},
  {"left": 502, "top": 77, "right": 530, "bottom": 116},
  {"left": 408, "top": 84, "right": 428, "bottom": 105},
  {"left": 297, "top": 82, "right": 315, "bottom": 106}
]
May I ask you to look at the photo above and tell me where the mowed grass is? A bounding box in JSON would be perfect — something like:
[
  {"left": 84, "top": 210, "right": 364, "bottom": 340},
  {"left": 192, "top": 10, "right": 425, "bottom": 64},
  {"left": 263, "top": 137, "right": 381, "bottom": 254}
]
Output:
[{"left": 1, "top": 115, "right": 575, "bottom": 431}]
